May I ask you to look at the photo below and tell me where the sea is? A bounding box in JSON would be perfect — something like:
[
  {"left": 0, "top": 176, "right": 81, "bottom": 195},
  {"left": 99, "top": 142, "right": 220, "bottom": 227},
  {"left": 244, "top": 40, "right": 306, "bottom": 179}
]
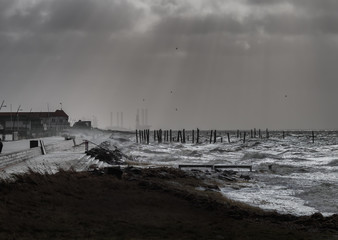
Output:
[{"left": 109, "top": 130, "right": 338, "bottom": 217}]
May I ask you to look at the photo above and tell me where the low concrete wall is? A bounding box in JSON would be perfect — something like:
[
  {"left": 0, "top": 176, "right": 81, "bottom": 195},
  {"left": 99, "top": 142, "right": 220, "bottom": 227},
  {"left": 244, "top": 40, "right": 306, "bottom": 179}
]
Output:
[{"left": 0, "top": 139, "right": 76, "bottom": 169}]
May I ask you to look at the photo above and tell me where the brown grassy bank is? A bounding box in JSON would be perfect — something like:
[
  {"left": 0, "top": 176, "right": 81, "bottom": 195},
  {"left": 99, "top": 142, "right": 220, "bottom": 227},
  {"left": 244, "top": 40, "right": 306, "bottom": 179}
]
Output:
[{"left": 0, "top": 167, "right": 337, "bottom": 240}]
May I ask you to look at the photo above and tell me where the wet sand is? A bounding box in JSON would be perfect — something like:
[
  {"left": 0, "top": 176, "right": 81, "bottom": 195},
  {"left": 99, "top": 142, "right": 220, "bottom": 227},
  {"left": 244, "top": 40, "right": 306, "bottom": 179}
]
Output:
[{"left": 0, "top": 167, "right": 337, "bottom": 240}]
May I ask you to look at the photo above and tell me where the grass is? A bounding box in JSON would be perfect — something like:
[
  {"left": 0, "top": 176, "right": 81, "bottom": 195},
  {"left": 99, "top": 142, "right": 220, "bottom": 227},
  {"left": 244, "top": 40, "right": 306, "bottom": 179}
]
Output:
[{"left": 0, "top": 168, "right": 336, "bottom": 240}]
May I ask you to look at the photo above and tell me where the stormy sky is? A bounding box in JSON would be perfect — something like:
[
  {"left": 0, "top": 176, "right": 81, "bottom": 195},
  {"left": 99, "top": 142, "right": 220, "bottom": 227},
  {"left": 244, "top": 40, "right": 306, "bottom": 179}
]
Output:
[{"left": 1, "top": 0, "right": 338, "bottom": 130}]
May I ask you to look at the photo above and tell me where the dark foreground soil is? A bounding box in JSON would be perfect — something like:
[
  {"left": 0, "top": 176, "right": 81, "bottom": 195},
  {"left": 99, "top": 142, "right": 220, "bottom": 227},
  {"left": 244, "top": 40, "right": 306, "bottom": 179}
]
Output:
[{"left": 0, "top": 167, "right": 337, "bottom": 240}]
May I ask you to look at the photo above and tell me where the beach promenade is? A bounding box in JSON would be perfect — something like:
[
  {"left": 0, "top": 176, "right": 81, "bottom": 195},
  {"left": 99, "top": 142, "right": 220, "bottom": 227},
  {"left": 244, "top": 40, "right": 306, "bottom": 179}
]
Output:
[{"left": 0, "top": 137, "right": 66, "bottom": 155}]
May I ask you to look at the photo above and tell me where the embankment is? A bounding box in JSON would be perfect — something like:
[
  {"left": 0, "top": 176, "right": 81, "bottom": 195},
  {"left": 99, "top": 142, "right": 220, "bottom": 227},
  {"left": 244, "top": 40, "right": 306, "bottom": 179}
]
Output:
[{"left": 0, "top": 167, "right": 336, "bottom": 240}]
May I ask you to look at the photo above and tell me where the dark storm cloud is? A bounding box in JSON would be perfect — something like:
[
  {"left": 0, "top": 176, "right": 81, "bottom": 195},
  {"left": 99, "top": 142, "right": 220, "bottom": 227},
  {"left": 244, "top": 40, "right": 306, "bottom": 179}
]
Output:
[
  {"left": 146, "top": 0, "right": 338, "bottom": 37},
  {"left": 0, "top": 0, "right": 144, "bottom": 35},
  {"left": 1, "top": 0, "right": 338, "bottom": 129},
  {"left": 44, "top": 0, "right": 145, "bottom": 33},
  {"left": 1, "top": 0, "right": 338, "bottom": 44}
]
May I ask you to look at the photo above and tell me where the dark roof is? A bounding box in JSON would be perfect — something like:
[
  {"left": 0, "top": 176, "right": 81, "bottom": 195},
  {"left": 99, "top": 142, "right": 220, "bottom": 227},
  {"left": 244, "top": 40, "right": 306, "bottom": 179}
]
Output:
[{"left": 0, "top": 110, "right": 69, "bottom": 118}]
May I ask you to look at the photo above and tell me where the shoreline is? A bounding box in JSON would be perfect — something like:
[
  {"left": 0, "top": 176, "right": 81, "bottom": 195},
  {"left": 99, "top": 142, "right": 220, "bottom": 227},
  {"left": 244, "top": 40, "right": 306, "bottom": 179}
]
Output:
[{"left": 0, "top": 166, "right": 337, "bottom": 239}]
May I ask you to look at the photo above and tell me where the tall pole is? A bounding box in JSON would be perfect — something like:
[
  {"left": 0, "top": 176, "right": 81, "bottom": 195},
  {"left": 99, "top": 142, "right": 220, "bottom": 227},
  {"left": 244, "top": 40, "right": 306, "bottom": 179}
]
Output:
[
  {"left": 11, "top": 104, "right": 13, "bottom": 131},
  {"left": 110, "top": 112, "right": 113, "bottom": 128},
  {"left": 47, "top": 103, "right": 50, "bottom": 135}
]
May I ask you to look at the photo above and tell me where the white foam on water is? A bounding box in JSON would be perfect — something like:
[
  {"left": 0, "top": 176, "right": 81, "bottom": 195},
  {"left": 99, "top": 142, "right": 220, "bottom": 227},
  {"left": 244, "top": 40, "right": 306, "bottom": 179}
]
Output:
[
  {"left": 128, "top": 130, "right": 338, "bottom": 216},
  {"left": 220, "top": 184, "right": 320, "bottom": 216}
]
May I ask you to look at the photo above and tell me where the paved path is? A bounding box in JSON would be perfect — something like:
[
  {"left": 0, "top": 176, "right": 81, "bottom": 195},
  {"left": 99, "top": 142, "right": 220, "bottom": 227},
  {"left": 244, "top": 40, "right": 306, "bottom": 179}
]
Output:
[{"left": 1, "top": 137, "right": 65, "bottom": 154}]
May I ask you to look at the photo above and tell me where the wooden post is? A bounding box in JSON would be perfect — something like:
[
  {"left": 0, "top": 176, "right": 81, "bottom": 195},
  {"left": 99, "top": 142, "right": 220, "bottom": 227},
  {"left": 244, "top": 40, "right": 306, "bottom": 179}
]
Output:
[
  {"left": 312, "top": 131, "right": 315, "bottom": 143},
  {"left": 136, "top": 130, "right": 138, "bottom": 143},
  {"left": 196, "top": 128, "right": 200, "bottom": 144},
  {"left": 254, "top": 128, "right": 256, "bottom": 138},
  {"left": 243, "top": 132, "right": 246, "bottom": 143},
  {"left": 227, "top": 133, "right": 230, "bottom": 143},
  {"left": 213, "top": 130, "right": 216, "bottom": 143},
  {"left": 209, "top": 130, "right": 213, "bottom": 144},
  {"left": 192, "top": 130, "right": 195, "bottom": 143},
  {"left": 153, "top": 130, "right": 156, "bottom": 142},
  {"left": 221, "top": 137, "right": 223, "bottom": 143},
  {"left": 177, "top": 131, "right": 181, "bottom": 143},
  {"left": 170, "top": 129, "right": 172, "bottom": 143},
  {"left": 146, "top": 129, "right": 150, "bottom": 144},
  {"left": 282, "top": 131, "right": 285, "bottom": 139},
  {"left": 259, "top": 129, "right": 261, "bottom": 139},
  {"left": 237, "top": 130, "right": 239, "bottom": 138},
  {"left": 250, "top": 129, "right": 253, "bottom": 138},
  {"left": 266, "top": 128, "right": 269, "bottom": 139},
  {"left": 183, "top": 129, "right": 186, "bottom": 143}
]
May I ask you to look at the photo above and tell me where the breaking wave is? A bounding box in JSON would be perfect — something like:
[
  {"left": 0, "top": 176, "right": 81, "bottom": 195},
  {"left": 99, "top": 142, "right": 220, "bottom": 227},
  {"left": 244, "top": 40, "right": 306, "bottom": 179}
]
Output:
[
  {"left": 327, "top": 159, "right": 338, "bottom": 166},
  {"left": 241, "top": 152, "right": 281, "bottom": 160}
]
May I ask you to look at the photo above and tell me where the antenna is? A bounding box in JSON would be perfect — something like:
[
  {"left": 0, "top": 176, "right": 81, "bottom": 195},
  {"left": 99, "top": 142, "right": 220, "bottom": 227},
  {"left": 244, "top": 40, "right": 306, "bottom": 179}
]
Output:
[
  {"left": 16, "top": 105, "right": 22, "bottom": 115},
  {"left": 0, "top": 100, "right": 6, "bottom": 110}
]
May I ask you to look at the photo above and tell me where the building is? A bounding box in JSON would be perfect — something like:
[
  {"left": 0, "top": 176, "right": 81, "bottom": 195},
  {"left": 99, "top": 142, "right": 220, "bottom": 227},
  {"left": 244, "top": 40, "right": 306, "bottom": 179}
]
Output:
[
  {"left": 0, "top": 110, "right": 70, "bottom": 140},
  {"left": 73, "top": 120, "right": 92, "bottom": 129}
]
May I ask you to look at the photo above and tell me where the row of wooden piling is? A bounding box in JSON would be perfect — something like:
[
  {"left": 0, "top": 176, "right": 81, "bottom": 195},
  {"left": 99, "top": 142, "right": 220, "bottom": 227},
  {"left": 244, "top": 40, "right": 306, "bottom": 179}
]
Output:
[
  {"left": 136, "top": 128, "right": 201, "bottom": 144},
  {"left": 136, "top": 129, "right": 317, "bottom": 144}
]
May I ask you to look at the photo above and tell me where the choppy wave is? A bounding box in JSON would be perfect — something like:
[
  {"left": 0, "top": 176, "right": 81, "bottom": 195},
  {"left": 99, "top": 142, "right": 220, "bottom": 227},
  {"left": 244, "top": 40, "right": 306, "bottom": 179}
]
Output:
[
  {"left": 241, "top": 152, "right": 281, "bottom": 160},
  {"left": 110, "top": 130, "right": 338, "bottom": 216},
  {"left": 327, "top": 159, "right": 338, "bottom": 166}
]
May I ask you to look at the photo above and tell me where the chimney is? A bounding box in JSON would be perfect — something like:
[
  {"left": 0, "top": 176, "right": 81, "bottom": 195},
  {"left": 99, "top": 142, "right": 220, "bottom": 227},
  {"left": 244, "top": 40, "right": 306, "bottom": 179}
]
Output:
[
  {"left": 141, "top": 109, "right": 145, "bottom": 127},
  {"left": 121, "top": 112, "right": 123, "bottom": 128},
  {"left": 136, "top": 109, "right": 140, "bottom": 129},
  {"left": 145, "top": 109, "right": 148, "bottom": 126}
]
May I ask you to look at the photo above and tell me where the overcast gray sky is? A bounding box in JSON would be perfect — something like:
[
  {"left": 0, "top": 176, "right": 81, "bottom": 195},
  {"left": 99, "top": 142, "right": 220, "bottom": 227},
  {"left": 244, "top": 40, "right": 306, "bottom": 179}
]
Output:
[{"left": 1, "top": 0, "right": 338, "bottom": 130}]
